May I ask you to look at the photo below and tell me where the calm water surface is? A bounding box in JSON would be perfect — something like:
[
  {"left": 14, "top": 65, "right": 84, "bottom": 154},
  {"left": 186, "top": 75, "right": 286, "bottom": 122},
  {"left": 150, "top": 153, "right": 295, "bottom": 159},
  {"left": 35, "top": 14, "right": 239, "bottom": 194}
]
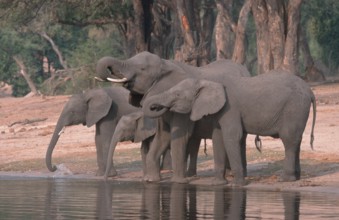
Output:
[{"left": 0, "top": 177, "right": 338, "bottom": 219}]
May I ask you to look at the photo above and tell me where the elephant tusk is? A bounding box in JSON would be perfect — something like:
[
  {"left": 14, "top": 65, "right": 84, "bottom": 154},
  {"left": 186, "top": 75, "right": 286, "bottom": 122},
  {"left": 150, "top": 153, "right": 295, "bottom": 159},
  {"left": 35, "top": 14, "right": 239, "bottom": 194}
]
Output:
[
  {"left": 107, "top": 77, "right": 128, "bottom": 83},
  {"left": 58, "top": 126, "right": 66, "bottom": 136},
  {"left": 94, "top": 77, "right": 105, "bottom": 82}
]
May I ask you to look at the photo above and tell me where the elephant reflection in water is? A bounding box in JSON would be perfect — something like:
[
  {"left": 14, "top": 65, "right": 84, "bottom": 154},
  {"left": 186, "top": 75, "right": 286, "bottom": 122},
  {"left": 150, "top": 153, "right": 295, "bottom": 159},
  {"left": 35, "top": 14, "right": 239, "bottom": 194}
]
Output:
[
  {"left": 41, "top": 181, "right": 301, "bottom": 220},
  {"left": 140, "top": 184, "right": 247, "bottom": 219},
  {"left": 139, "top": 185, "right": 301, "bottom": 220}
]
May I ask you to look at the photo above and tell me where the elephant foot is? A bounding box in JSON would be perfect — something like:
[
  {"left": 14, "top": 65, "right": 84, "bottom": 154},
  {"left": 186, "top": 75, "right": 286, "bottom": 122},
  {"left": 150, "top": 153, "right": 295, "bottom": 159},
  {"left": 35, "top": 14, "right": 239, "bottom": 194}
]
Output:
[
  {"left": 186, "top": 175, "right": 199, "bottom": 182},
  {"left": 230, "top": 178, "right": 247, "bottom": 187},
  {"left": 143, "top": 174, "right": 161, "bottom": 183},
  {"left": 186, "top": 170, "right": 197, "bottom": 177},
  {"left": 212, "top": 178, "right": 228, "bottom": 186},
  {"left": 280, "top": 173, "right": 300, "bottom": 182},
  {"left": 96, "top": 168, "right": 117, "bottom": 177},
  {"left": 171, "top": 176, "right": 188, "bottom": 184},
  {"left": 225, "top": 169, "right": 233, "bottom": 177}
]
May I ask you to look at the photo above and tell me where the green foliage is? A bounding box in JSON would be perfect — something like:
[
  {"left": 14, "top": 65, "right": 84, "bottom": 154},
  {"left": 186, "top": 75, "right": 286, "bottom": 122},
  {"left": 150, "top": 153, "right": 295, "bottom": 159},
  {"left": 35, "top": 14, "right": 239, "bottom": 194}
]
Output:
[
  {"left": 0, "top": 28, "right": 47, "bottom": 96},
  {"left": 302, "top": 0, "right": 339, "bottom": 72},
  {"left": 0, "top": 0, "right": 130, "bottom": 96},
  {"left": 0, "top": 0, "right": 338, "bottom": 97}
]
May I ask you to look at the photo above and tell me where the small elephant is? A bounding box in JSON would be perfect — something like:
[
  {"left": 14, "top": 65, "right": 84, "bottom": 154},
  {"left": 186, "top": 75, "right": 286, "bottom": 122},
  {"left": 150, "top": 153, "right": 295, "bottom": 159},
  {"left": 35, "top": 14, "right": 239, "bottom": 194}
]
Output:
[
  {"left": 142, "top": 71, "right": 316, "bottom": 185},
  {"left": 104, "top": 111, "right": 172, "bottom": 181},
  {"left": 46, "top": 87, "right": 139, "bottom": 176}
]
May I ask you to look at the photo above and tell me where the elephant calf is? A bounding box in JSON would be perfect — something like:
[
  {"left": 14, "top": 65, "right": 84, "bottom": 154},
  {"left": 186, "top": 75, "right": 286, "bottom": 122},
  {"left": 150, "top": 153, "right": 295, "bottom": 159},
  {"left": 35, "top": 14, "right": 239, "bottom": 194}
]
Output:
[{"left": 104, "top": 111, "right": 172, "bottom": 181}]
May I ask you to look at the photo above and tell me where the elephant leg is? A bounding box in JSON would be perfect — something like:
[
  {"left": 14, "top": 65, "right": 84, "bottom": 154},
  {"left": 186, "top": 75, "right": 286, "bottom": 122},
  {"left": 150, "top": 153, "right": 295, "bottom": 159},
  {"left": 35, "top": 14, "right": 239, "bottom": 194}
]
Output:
[
  {"left": 219, "top": 134, "right": 247, "bottom": 176},
  {"left": 281, "top": 137, "right": 302, "bottom": 181},
  {"left": 241, "top": 133, "right": 247, "bottom": 177},
  {"left": 186, "top": 137, "right": 201, "bottom": 177},
  {"left": 161, "top": 148, "right": 172, "bottom": 171},
  {"left": 170, "top": 114, "right": 191, "bottom": 183},
  {"left": 212, "top": 127, "right": 228, "bottom": 185},
  {"left": 220, "top": 117, "right": 246, "bottom": 186},
  {"left": 144, "top": 121, "right": 171, "bottom": 182},
  {"left": 95, "top": 133, "right": 106, "bottom": 176},
  {"left": 141, "top": 138, "right": 151, "bottom": 177},
  {"left": 143, "top": 136, "right": 161, "bottom": 182}
]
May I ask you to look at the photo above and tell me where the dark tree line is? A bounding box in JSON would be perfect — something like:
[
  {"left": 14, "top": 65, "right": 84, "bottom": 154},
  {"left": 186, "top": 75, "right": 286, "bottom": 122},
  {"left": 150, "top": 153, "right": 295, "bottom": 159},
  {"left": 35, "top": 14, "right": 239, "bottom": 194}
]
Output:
[{"left": 0, "top": 0, "right": 337, "bottom": 96}]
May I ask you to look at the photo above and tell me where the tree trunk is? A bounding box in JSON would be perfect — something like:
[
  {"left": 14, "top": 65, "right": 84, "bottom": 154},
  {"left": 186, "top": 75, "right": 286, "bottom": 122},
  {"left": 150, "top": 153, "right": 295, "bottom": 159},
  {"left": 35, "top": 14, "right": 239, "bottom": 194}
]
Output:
[
  {"left": 199, "top": 0, "right": 214, "bottom": 65},
  {"left": 150, "top": 2, "right": 173, "bottom": 58},
  {"left": 232, "top": 0, "right": 252, "bottom": 64},
  {"left": 13, "top": 56, "right": 38, "bottom": 96},
  {"left": 266, "top": 0, "right": 285, "bottom": 69},
  {"left": 282, "top": 0, "right": 303, "bottom": 74},
  {"left": 251, "top": 0, "right": 272, "bottom": 74},
  {"left": 122, "top": 18, "right": 137, "bottom": 57},
  {"left": 133, "top": 0, "right": 153, "bottom": 53},
  {"left": 215, "top": 0, "right": 234, "bottom": 60},
  {"left": 175, "top": 0, "right": 198, "bottom": 65}
]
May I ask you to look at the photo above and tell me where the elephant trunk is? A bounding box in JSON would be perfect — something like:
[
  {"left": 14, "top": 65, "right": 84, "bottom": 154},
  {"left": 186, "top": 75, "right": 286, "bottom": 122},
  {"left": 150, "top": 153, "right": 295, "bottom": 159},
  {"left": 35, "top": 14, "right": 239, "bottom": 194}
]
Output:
[
  {"left": 96, "top": 57, "right": 127, "bottom": 81},
  {"left": 104, "top": 133, "right": 120, "bottom": 180},
  {"left": 46, "top": 119, "right": 65, "bottom": 172},
  {"left": 142, "top": 94, "right": 170, "bottom": 118}
]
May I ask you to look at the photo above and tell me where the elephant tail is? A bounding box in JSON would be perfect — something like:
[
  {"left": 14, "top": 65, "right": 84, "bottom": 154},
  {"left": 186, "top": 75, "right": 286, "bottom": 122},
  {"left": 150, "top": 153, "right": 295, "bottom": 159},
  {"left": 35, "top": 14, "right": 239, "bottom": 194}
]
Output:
[
  {"left": 255, "top": 135, "right": 262, "bottom": 153},
  {"left": 310, "top": 95, "right": 316, "bottom": 150}
]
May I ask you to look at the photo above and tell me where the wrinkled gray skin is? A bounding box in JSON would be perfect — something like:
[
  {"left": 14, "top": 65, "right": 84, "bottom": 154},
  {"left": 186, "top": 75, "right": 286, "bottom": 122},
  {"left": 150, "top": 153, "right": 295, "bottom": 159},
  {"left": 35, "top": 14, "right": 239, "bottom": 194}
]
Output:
[
  {"left": 104, "top": 111, "right": 172, "bottom": 181},
  {"left": 46, "top": 87, "right": 139, "bottom": 176},
  {"left": 143, "top": 72, "right": 316, "bottom": 185},
  {"left": 95, "top": 52, "right": 250, "bottom": 184}
]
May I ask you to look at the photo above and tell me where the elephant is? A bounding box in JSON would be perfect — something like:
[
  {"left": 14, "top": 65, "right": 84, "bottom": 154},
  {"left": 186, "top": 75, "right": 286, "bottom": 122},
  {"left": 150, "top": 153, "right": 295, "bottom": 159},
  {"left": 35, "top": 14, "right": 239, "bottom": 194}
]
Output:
[
  {"left": 104, "top": 111, "right": 172, "bottom": 181},
  {"left": 142, "top": 71, "right": 316, "bottom": 185},
  {"left": 46, "top": 87, "right": 139, "bottom": 176},
  {"left": 95, "top": 51, "right": 251, "bottom": 184}
]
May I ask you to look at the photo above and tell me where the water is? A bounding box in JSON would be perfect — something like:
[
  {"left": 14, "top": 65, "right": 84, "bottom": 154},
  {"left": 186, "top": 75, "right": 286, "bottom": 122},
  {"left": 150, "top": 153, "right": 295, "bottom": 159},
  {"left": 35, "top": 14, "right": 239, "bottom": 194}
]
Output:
[{"left": 0, "top": 177, "right": 338, "bottom": 220}]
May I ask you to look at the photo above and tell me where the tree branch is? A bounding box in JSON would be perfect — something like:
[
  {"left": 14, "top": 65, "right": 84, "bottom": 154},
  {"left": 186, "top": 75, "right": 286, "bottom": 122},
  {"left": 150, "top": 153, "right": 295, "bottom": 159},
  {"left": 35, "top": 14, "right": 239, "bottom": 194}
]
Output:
[
  {"left": 39, "top": 31, "right": 68, "bottom": 69},
  {"left": 12, "top": 56, "right": 38, "bottom": 96}
]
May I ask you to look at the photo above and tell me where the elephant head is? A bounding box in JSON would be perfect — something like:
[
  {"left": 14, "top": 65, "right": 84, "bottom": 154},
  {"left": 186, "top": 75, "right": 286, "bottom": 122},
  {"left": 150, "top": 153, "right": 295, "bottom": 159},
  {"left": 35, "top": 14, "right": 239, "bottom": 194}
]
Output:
[
  {"left": 95, "top": 52, "right": 188, "bottom": 107},
  {"left": 142, "top": 78, "right": 227, "bottom": 121},
  {"left": 95, "top": 52, "right": 165, "bottom": 93},
  {"left": 46, "top": 89, "right": 113, "bottom": 172}
]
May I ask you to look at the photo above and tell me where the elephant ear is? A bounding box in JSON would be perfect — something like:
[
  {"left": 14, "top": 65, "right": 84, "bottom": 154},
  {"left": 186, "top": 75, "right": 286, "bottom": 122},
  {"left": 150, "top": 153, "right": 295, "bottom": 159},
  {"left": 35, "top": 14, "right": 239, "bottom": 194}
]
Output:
[
  {"left": 133, "top": 113, "right": 157, "bottom": 143},
  {"left": 85, "top": 89, "right": 113, "bottom": 127},
  {"left": 190, "top": 80, "right": 227, "bottom": 121}
]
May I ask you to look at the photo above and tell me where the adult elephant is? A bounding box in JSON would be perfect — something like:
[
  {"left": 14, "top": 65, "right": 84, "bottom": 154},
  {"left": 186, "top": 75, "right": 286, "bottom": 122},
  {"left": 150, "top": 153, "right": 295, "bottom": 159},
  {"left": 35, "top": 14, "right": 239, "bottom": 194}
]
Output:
[
  {"left": 142, "top": 72, "right": 316, "bottom": 185},
  {"left": 46, "top": 87, "right": 140, "bottom": 176},
  {"left": 95, "top": 52, "right": 250, "bottom": 184}
]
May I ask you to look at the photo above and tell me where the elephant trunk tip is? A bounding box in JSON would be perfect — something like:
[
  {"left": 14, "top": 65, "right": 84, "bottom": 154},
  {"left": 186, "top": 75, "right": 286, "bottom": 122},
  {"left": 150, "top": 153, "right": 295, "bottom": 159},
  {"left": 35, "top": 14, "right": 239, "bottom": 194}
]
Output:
[
  {"left": 103, "top": 174, "right": 108, "bottom": 181},
  {"left": 47, "top": 164, "right": 58, "bottom": 172}
]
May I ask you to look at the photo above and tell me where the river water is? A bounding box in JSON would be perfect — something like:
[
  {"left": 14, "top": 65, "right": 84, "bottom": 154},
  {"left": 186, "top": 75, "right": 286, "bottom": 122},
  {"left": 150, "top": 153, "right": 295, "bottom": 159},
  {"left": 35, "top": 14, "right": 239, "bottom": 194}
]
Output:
[{"left": 0, "top": 177, "right": 338, "bottom": 219}]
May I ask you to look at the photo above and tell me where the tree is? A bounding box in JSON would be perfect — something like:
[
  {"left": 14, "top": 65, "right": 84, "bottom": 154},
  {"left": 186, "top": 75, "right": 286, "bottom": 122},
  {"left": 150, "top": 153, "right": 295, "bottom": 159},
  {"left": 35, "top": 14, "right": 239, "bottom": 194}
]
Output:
[{"left": 0, "top": 0, "right": 335, "bottom": 97}]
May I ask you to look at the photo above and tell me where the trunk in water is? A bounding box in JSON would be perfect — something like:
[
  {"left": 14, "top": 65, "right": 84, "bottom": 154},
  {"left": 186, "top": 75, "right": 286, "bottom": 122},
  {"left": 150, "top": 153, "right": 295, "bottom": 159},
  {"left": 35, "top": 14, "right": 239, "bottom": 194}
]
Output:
[{"left": 45, "top": 119, "right": 65, "bottom": 172}]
